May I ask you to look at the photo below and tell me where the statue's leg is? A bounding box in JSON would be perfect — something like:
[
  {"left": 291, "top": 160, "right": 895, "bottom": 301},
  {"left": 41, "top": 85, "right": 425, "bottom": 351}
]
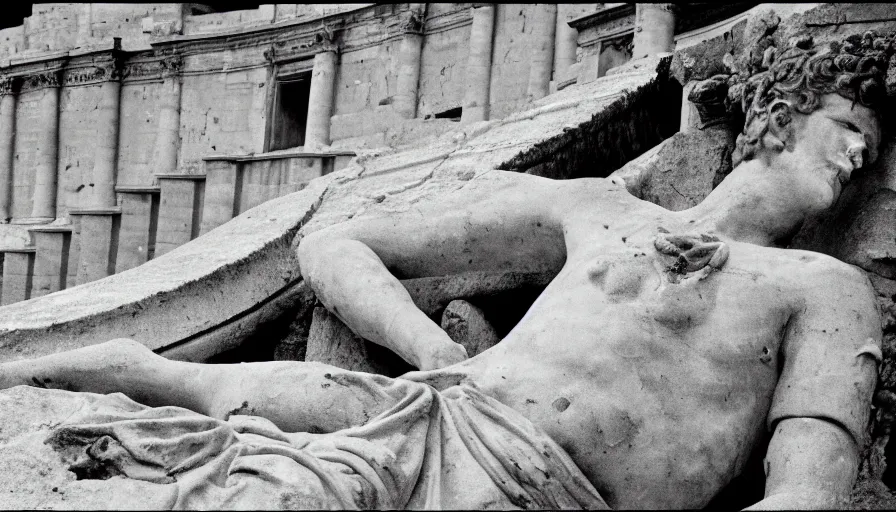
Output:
[{"left": 0, "top": 338, "right": 411, "bottom": 434}]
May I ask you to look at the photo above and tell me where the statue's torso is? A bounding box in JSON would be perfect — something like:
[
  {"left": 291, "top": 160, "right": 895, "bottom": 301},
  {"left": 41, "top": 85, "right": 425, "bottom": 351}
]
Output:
[{"left": 456, "top": 194, "right": 820, "bottom": 509}]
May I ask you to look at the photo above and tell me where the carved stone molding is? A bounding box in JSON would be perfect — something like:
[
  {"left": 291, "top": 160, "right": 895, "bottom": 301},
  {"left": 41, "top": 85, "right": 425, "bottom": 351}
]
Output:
[
  {"left": 123, "top": 55, "right": 183, "bottom": 82},
  {"left": 399, "top": 10, "right": 425, "bottom": 35},
  {"left": 0, "top": 75, "right": 20, "bottom": 96},
  {"left": 64, "top": 61, "right": 126, "bottom": 87},
  {"left": 160, "top": 56, "right": 184, "bottom": 78},
  {"left": 20, "top": 69, "right": 63, "bottom": 92},
  {"left": 268, "top": 26, "right": 341, "bottom": 63}
]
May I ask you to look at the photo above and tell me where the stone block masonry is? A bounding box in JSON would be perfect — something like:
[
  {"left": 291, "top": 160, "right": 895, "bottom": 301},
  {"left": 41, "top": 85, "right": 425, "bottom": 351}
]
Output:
[{"left": 155, "top": 175, "right": 205, "bottom": 257}]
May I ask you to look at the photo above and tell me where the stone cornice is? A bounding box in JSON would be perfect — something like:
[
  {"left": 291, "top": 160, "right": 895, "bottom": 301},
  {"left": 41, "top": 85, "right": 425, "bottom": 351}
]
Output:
[
  {"left": 421, "top": 5, "right": 472, "bottom": 36},
  {"left": 152, "top": 9, "right": 353, "bottom": 62},
  {"left": 266, "top": 25, "right": 341, "bottom": 63},
  {"left": 573, "top": 4, "right": 636, "bottom": 48}
]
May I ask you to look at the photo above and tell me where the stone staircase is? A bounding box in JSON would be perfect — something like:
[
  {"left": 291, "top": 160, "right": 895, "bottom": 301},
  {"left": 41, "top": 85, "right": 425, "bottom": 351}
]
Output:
[{"left": 0, "top": 150, "right": 354, "bottom": 304}]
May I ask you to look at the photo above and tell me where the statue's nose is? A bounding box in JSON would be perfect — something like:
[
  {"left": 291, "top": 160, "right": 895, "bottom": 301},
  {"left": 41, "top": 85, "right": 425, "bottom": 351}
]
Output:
[{"left": 846, "top": 143, "right": 867, "bottom": 171}]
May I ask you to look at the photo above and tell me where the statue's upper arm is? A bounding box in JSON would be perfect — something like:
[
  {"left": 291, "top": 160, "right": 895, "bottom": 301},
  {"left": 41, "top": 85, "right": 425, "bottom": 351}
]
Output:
[
  {"left": 768, "top": 259, "right": 881, "bottom": 446},
  {"left": 299, "top": 173, "right": 572, "bottom": 279}
]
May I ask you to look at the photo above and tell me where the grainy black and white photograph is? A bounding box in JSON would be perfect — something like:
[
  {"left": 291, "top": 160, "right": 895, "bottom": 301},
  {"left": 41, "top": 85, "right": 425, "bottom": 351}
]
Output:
[{"left": 0, "top": 2, "right": 895, "bottom": 510}]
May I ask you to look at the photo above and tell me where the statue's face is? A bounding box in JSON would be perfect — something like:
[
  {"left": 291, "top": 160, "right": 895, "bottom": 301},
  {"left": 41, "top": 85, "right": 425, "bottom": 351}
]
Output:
[{"left": 783, "top": 94, "right": 880, "bottom": 209}]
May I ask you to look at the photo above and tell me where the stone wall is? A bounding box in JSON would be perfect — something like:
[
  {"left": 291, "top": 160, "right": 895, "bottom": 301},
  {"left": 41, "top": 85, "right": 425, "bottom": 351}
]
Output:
[
  {"left": 10, "top": 88, "right": 44, "bottom": 218},
  {"left": 23, "top": 4, "right": 79, "bottom": 52},
  {"left": 56, "top": 84, "right": 103, "bottom": 216},
  {"left": 116, "top": 82, "right": 164, "bottom": 186},
  {"left": 178, "top": 65, "right": 268, "bottom": 173},
  {"left": 416, "top": 3, "right": 470, "bottom": 118}
]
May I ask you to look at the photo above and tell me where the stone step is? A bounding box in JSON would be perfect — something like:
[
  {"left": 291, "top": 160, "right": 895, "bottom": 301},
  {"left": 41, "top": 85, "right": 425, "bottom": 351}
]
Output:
[
  {"left": 154, "top": 174, "right": 206, "bottom": 257},
  {"left": 0, "top": 247, "right": 35, "bottom": 305},
  {"left": 115, "top": 186, "right": 161, "bottom": 273},
  {"left": 27, "top": 225, "right": 72, "bottom": 298}
]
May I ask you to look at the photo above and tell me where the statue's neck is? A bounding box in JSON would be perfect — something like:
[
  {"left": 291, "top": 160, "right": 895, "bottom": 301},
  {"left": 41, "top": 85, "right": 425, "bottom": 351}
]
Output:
[{"left": 679, "top": 160, "right": 816, "bottom": 247}]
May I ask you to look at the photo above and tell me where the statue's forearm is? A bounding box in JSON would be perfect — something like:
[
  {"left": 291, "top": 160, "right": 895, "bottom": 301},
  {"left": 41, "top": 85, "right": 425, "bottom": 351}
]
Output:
[
  {"left": 297, "top": 236, "right": 464, "bottom": 370},
  {"left": 747, "top": 417, "right": 858, "bottom": 510}
]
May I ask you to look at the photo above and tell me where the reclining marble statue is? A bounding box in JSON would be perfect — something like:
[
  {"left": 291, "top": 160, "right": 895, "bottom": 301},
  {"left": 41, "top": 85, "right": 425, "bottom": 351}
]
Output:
[{"left": 1, "top": 32, "right": 894, "bottom": 510}]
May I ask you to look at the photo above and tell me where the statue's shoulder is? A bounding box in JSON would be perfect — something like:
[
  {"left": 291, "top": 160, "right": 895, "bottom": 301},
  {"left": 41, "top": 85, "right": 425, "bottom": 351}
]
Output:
[{"left": 746, "top": 245, "right": 874, "bottom": 301}]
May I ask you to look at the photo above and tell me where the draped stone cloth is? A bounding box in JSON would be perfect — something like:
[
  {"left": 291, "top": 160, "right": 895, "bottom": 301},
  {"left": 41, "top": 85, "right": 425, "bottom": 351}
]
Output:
[{"left": 44, "top": 376, "right": 608, "bottom": 510}]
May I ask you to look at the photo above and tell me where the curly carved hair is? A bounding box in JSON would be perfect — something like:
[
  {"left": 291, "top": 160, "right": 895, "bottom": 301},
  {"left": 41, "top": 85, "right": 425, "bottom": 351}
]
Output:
[{"left": 711, "top": 31, "right": 896, "bottom": 166}]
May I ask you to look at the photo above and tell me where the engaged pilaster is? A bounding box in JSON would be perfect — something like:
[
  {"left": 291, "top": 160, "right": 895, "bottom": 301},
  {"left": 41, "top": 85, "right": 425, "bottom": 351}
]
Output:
[
  {"left": 632, "top": 3, "right": 677, "bottom": 59},
  {"left": 22, "top": 70, "right": 62, "bottom": 222},
  {"left": 461, "top": 4, "right": 495, "bottom": 125},
  {"left": 526, "top": 3, "right": 557, "bottom": 103},
  {"left": 151, "top": 56, "right": 183, "bottom": 176},
  {"left": 553, "top": 4, "right": 580, "bottom": 87},
  {"left": 304, "top": 37, "right": 338, "bottom": 150},
  {"left": 394, "top": 5, "right": 425, "bottom": 119},
  {"left": 87, "top": 57, "right": 125, "bottom": 208},
  {"left": 0, "top": 76, "right": 18, "bottom": 223}
]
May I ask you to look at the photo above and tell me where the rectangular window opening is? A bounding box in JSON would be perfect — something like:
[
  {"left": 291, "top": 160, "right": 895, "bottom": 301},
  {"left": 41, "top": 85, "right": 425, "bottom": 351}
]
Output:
[{"left": 269, "top": 71, "right": 312, "bottom": 151}]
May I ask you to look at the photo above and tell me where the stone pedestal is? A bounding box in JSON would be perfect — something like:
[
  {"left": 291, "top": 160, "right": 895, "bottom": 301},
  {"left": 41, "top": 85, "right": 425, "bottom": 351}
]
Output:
[
  {"left": 31, "top": 83, "right": 61, "bottom": 221},
  {"left": 526, "top": 3, "right": 557, "bottom": 103},
  {"left": 304, "top": 51, "right": 338, "bottom": 149},
  {"left": 461, "top": 4, "right": 495, "bottom": 125},
  {"left": 0, "top": 84, "right": 15, "bottom": 223},
  {"left": 632, "top": 4, "right": 677, "bottom": 59},
  {"left": 200, "top": 158, "right": 240, "bottom": 235},
  {"left": 155, "top": 174, "right": 205, "bottom": 256},
  {"left": 69, "top": 208, "right": 120, "bottom": 285},
  {"left": 28, "top": 225, "right": 71, "bottom": 297},
  {"left": 65, "top": 215, "right": 82, "bottom": 289},
  {"left": 1, "top": 248, "right": 35, "bottom": 305},
  {"left": 114, "top": 186, "right": 160, "bottom": 273},
  {"left": 91, "top": 80, "right": 122, "bottom": 208}
]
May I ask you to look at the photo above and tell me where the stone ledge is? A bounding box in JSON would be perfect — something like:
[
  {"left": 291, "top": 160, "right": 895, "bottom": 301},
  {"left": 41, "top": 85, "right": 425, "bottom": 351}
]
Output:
[
  {"left": 115, "top": 185, "right": 161, "bottom": 194},
  {"left": 0, "top": 246, "right": 36, "bottom": 253},
  {"left": 68, "top": 207, "right": 122, "bottom": 216},
  {"left": 27, "top": 225, "right": 73, "bottom": 233},
  {"left": 202, "top": 150, "right": 356, "bottom": 163},
  {"left": 154, "top": 173, "right": 207, "bottom": 180}
]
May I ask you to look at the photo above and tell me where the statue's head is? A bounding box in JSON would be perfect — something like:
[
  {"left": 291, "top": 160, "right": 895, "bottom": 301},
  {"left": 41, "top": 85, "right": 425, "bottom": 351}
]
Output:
[{"left": 696, "top": 31, "right": 894, "bottom": 208}]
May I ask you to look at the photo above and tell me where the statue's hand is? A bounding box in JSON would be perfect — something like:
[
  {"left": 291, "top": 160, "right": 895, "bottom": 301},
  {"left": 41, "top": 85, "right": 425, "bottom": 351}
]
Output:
[{"left": 415, "top": 340, "right": 469, "bottom": 371}]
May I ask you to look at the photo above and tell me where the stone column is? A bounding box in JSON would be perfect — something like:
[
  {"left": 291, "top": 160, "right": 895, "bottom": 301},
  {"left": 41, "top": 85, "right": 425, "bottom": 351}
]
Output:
[
  {"left": 553, "top": 4, "right": 579, "bottom": 85},
  {"left": 526, "top": 3, "right": 557, "bottom": 103},
  {"left": 304, "top": 49, "right": 338, "bottom": 150},
  {"left": 632, "top": 3, "right": 677, "bottom": 60},
  {"left": 460, "top": 4, "right": 495, "bottom": 125},
  {"left": 394, "top": 5, "right": 425, "bottom": 119},
  {"left": 151, "top": 57, "right": 183, "bottom": 175},
  {"left": 0, "top": 76, "right": 18, "bottom": 223},
  {"left": 28, "top": 70, "right": 62, "bottom": 222},
  {"left": 91, "top": 71, "right": 123, "bottom": 208}
]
